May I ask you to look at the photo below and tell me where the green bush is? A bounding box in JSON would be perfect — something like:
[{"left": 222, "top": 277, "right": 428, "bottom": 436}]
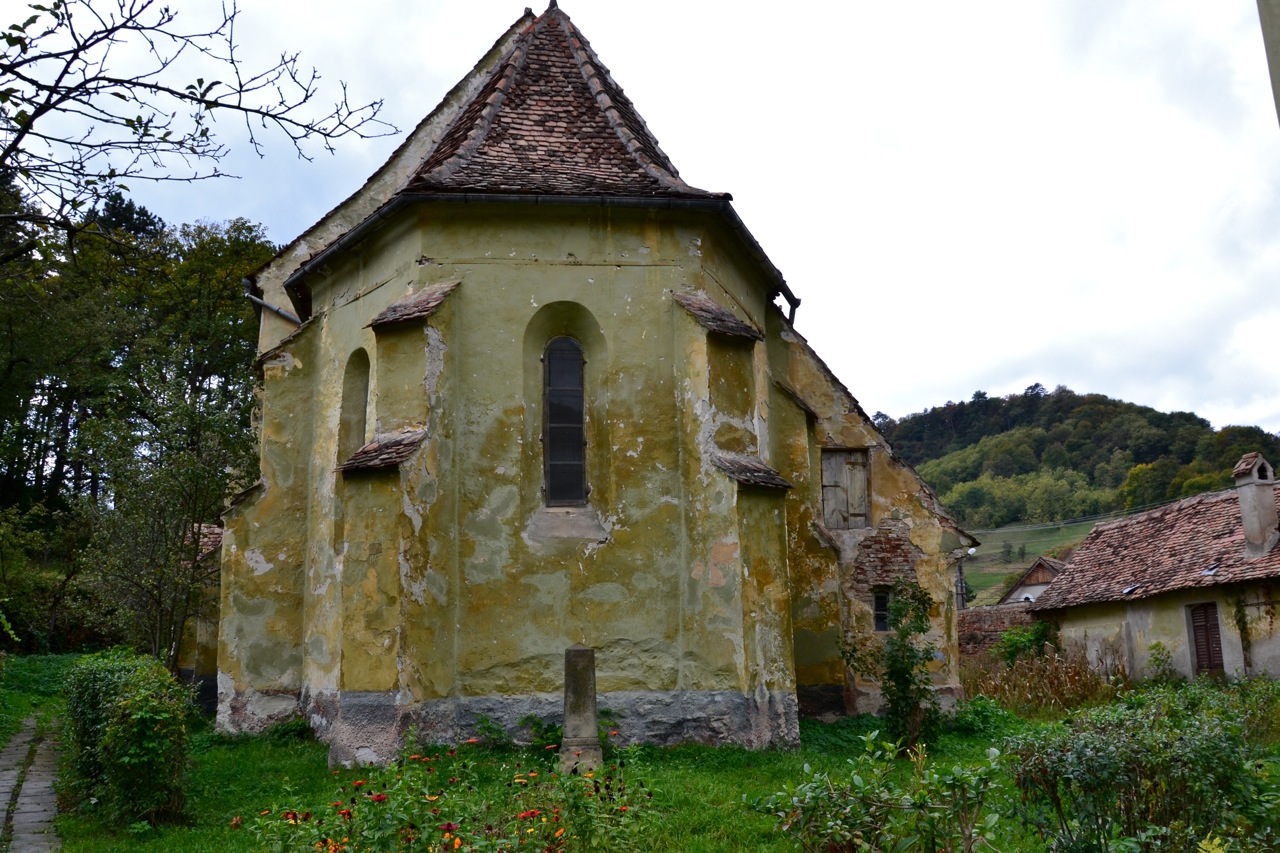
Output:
[
  {"left": 842, "top": 578, "right": 940, "bottom": 748},
  {"left": 64, "top": 647, "right": 192, "bottom": 824},
  {"left": 750, "top": 731, "right": 1003, "bottom": 853},
  {"left": 947, "top": 694, "right": 1018, "bottom": 738},
  {"left": 1004, "top": 687, "right": 1279, "bottom": 850},
  {"left": 990, "top": 620, "right": 1056, "bottom": 667}
]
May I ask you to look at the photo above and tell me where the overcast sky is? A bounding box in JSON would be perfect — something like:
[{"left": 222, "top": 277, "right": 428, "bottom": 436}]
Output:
[{"left": 123, "top": 1, "right": 1280, "bottom": 434}]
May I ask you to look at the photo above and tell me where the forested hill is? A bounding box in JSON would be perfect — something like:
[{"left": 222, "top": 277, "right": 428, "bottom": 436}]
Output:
[{"left": 874, "top": 384, "right": 1280, "bottom": 530}]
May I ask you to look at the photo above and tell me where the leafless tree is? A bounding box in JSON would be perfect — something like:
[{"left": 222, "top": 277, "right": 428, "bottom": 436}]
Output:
[{"left": 0, "top": 0, "right": 394, "bottom": 254}]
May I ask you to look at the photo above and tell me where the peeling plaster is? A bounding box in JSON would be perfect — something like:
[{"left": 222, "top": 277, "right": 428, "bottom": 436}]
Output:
[{"left": 245, "top": 549, "right": 274, "bottom": 576}]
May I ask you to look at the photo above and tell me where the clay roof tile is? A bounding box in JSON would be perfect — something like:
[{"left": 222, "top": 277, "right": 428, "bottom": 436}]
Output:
[
  {"left": 1032, "top": 487, "right": 1280, "bottom": 611},
  {"left": 711, "top": 451, "right": 794, "bottom": 490},
  {"left": 406, "top": 4, "right": 720, "bottom": 199},
  {"left": 338, "top": 429, "right": 429, "bottom": 473},
  {"left": 672, "top": 291, "right": 764, "bottom": 340},
  {"left": 369, "top": 281, "right": 460, "bottom": 329}
]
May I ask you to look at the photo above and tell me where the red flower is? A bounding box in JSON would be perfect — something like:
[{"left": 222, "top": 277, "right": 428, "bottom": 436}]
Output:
[
  {"left": 368, "top": 793, "right": 388, "bottom": 803},
  {"left": 439, "top": 822, "right": 459, "bottom": 832}
]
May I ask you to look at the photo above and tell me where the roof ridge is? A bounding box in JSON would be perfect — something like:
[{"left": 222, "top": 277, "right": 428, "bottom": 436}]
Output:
[
  {"left": 553, "top": 9, "right": 689, "bottom": 191},
  {"left": 417, "top": 21, "right": 537, "bottom": 182}
]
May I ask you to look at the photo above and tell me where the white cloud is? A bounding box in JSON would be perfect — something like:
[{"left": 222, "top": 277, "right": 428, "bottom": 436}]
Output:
[{"left": 117, "top": 0, "right": 1280, "bottom": 433}]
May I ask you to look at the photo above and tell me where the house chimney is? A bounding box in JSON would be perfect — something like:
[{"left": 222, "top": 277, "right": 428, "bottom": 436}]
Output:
[{"left": 1233, "top": 452, "right": 1279, "bottom": 558}]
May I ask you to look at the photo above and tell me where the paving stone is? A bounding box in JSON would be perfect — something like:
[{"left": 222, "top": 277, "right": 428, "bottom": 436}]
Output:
[{"left": 2, "top": 720, "right": 61, "bottom": 851}]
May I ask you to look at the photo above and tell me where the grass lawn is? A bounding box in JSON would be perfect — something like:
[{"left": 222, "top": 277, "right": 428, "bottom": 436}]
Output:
[
  {"left": 6, "top": 653, "right": 1277, "bottom": 852},
  {"left": 50, "top": 715, "right": 1028, "bottom": 853},
  {"left": 0, "top": 653, "right": 76, "bottom": 748},
  {"left": 965, "top": 519, "right": 1099, "bottom": 603}
]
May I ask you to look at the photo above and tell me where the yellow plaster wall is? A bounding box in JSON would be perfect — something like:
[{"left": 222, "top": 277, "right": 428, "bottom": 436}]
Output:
[{"left": 221, "top": 200, "right": 968, "bottom": 737}]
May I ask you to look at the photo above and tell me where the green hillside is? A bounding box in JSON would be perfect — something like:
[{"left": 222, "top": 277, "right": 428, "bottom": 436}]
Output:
[
  {"left": 961, "top": 519, "right": 1100, "bottom": 604},
  {"left": 878, "top": 384, "right": 1280, "bottom": 531}
]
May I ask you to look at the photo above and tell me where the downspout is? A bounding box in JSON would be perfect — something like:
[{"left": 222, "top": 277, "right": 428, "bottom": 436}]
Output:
[{"left": 242, "top": 278, "right": 302, "bottom": 326}]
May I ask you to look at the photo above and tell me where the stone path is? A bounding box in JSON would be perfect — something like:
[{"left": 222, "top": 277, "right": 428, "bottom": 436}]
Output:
[{"left": 0, "top": 719, "right": 60, "bottom": 852}]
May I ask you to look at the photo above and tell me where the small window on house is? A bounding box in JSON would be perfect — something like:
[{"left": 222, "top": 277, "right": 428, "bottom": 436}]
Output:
[
  {"left": 544, "top": 336, "right": 586, "bottom": 505},
  {"left": 1188, "top": 602, "right": 1224, "bottom": 677},
  {"left": 821, "top": 449, "right": 868, "bottom": 529},
  {"left": 873, "top": 588, "right": 891, "bottom": 633}
]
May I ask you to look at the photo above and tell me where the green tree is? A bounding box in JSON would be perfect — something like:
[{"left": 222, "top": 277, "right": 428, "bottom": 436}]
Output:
[{"left": 84, "top": 218, "right": 272, "bottom": 667}]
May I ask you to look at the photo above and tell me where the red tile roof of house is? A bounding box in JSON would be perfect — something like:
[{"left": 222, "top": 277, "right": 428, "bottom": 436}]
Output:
[
  {"left": 1031, "top": 487, "right": 1280, "bottom": 611},
  {"left": 197, "top": 524, "right": 223, "bottom": 561},
  {"left": 406, "top": 3, "right": 720, "bottom": 199}
]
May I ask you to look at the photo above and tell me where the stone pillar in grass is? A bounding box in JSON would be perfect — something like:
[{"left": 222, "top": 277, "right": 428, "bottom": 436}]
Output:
[{"left": 559, "top": 644, "right": 602, "bottom": 772}]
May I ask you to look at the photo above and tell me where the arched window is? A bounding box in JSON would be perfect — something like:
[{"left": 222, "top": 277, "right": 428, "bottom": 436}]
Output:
[
  {"left": 338, "top": 349, "right": 370, "bottom": 464},
  {"left": 544, "top": 336, "right": 586, "bottom": 505}
]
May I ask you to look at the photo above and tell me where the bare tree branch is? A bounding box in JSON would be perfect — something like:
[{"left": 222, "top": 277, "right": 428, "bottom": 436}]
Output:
[{"left": 0, "top": 0, "right": 396, "bottom": 228}]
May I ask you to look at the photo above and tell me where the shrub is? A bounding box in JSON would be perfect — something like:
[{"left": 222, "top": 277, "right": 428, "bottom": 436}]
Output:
[
  {"left": 750, "top": 731, "right": 1003, "bottom": 853},
  {"left": 64, "top": 648, "right": 192, "bottom": 824},
  {"left": 1143, "top": 640, "right": 1182, "bottom": 684},
  {"left": 961, "top": 640, "right": 1126, "bottom": 719},
  {"left": 1004, "top": 689, "right": 1279, "bottom": 850},
  {"left": 990, "top": 620, "right": 1056, "bottom": 667},
  {"left": 842, "top": 578, "right": 940, "bottom": 748},
  {"left": 947, "top": 694, "right": 1019, "bottom": 738}
]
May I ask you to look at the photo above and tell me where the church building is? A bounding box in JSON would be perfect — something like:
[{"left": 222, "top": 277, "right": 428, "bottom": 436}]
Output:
[{"left": 218, "top": 2, "right": 974, "bottom": 764}]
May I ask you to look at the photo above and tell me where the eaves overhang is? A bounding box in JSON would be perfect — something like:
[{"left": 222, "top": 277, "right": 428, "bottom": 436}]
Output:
[{"left": 279, "top": 192, "right": 801, "bottom": 322}]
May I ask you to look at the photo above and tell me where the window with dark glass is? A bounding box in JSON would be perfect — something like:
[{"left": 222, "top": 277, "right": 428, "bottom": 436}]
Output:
[
  {"left": 543, "top": 336, "right": 586, "bottom": 505},
  {"left": 873, "top": 588, "right": 891, "bottom": 632}
]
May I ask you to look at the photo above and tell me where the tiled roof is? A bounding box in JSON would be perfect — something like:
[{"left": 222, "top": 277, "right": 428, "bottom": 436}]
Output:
[
  {"left": 369, "top": 281, "right": 460, "bottom": 329},
  {"left": 405, "top": 3, "right": 719, "bottom": 199},
  {"left": 197, "top": 524, "right": 223, "bottom": 561},
  {"left": 711, "top": 451, "right": 794, "bottom": 490},
  {"left": 1031, "top": 488, "right": 1280, "bottom": 611},
  {"left": 672, "top": 292, "right": 764, "bottom": 341},
  {"left": 338, "top": 430, "right": 428, "bottom": 472}
]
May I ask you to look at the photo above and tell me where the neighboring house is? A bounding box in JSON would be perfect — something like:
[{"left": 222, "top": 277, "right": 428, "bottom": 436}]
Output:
[
  {"left": 1032, "top": 453, "right": 1280, "bottom": 680},
  {"left": 996, "top": 556, "right": 1065, "bottom": 605},
  {"left": 217, "top": 3, "right": 974, "bottom": 764}
]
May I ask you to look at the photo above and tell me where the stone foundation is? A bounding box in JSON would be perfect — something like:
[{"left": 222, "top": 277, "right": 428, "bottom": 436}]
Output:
[{"left": 217, "top": 687, "right": 803, "bottom": 765}]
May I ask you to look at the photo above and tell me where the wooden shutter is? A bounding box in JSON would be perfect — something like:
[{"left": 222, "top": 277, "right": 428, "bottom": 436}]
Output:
[
  {"left": 1189, "top": 603, "right": 1224, "bottom": 676},
  {"left": 821, "top": 449, "right": 868, "bottom": 529}
]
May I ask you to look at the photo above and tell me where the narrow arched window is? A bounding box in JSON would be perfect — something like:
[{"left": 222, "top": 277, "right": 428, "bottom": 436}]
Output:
[
  {"left": 338, "top": 349, "right": 370, "bottom": 464},
  {"left": 544, "top": 336, "right": 586, "bottom": 505}
]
